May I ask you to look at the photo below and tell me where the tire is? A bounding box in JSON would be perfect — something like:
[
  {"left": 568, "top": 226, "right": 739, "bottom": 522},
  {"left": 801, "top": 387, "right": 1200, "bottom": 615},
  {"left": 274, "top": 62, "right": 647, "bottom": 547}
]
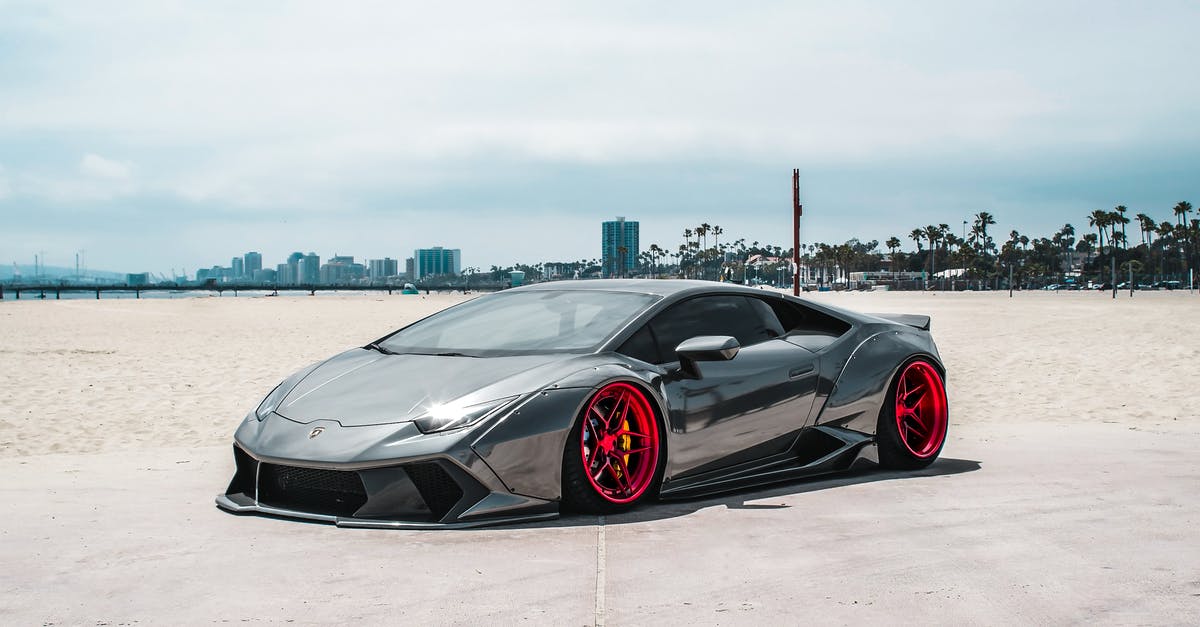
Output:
[
  {"left": 877, "top": 358, "right": 949, "bottom": 470},
  {"left": 562, "top": 382, "right": 665, "bottom": 514}
]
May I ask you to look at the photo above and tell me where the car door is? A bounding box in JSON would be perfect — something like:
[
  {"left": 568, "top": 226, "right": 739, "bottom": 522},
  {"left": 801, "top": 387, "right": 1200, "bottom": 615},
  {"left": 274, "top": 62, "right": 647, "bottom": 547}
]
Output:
[{"left": 622, "top": 294, "right": 821, "bottom": 479}]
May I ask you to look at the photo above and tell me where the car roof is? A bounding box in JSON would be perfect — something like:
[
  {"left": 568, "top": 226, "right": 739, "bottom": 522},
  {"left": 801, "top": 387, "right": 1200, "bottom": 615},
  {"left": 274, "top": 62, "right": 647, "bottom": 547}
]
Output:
[{"left": 513, "top": 279, "right": 771, "bottom": 299}]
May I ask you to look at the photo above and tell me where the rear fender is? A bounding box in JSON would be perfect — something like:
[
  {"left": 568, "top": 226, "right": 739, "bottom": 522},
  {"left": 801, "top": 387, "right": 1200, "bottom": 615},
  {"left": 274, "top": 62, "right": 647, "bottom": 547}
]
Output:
[{"left": 813, "top": 329, "right": 942, "bottom": 435}]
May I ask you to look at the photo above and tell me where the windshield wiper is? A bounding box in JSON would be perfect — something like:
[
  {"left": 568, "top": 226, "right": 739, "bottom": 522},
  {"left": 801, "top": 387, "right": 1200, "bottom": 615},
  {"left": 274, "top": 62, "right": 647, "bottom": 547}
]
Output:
[{"left": 365, "top": 342, "right": 395, "bottom": 355}]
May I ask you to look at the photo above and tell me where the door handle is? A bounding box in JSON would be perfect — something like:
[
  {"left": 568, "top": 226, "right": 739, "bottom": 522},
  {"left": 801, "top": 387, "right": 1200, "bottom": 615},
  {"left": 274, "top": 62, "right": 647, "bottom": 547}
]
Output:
[{"left": 789, "top": 364, "right": 815, "bottom": 379}]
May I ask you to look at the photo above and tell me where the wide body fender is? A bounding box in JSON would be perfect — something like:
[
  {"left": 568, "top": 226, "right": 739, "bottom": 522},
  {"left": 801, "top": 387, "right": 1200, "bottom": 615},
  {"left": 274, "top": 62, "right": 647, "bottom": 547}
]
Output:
[
  {"left": 813, "top": 327, "right": 943, "bottom": 435},
  {"left": 470, "top": 363, "right": 664, "bottom": 501}
]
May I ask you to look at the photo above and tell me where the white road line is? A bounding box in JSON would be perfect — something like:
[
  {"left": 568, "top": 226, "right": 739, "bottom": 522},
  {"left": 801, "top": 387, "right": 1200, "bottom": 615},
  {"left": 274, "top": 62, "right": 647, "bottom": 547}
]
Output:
[{"left": 595, "top": 515, "right": 607, "bottom": 627}]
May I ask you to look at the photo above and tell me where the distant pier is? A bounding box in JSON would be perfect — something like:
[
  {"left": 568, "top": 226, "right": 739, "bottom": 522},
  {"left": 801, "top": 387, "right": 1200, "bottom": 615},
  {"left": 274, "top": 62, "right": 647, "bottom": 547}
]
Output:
[{"left": 0, "top": 282, "right": 506, "bottom": 300}]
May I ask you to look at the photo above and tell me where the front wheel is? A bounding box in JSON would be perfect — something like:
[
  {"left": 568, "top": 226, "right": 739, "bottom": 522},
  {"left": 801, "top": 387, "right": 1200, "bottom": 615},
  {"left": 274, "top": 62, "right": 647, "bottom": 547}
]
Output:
[
  {"left": 561, "top": 382, "right": 664, "bottom": 514},
  {"left": 877, "top": 359, "right": 948, "bottom": 470}
]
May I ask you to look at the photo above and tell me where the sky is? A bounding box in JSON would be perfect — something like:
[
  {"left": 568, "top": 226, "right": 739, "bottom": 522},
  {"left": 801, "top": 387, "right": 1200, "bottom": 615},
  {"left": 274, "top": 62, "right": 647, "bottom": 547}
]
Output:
[{"left": 2, "top": 0, "right": 1198, "bottom": 274}]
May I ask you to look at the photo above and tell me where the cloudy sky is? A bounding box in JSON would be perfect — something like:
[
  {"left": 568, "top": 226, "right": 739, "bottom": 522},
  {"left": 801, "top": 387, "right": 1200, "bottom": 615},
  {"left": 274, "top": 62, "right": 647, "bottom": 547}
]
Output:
[{"left": 2, "top": 1, "right": 1198, "bottom": 274}]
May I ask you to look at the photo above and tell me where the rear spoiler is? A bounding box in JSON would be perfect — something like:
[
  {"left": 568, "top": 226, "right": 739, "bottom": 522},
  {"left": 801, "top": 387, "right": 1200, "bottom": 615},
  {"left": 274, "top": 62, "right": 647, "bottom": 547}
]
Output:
[{"left": 870, "top": 313, "right": 931, "bottom": 331}]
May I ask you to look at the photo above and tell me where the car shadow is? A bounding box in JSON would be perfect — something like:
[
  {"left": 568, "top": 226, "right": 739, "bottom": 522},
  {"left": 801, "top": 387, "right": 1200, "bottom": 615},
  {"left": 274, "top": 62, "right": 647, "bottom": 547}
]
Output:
[{"left": 506, "top": 456, "right": 982, "bottom": 530}]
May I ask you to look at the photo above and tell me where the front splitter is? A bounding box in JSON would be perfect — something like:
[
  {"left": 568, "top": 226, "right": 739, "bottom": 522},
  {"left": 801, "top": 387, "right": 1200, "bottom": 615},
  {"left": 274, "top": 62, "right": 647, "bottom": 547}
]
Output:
[{"left": 215, "top": 493, "right": 558, "bottom": 530}]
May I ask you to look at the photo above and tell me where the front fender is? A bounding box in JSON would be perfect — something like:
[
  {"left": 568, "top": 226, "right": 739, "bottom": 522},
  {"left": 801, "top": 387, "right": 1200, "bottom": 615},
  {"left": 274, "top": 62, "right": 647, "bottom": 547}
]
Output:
[{"left": 469, "top": 363, "right": 666, "bottom": 501}]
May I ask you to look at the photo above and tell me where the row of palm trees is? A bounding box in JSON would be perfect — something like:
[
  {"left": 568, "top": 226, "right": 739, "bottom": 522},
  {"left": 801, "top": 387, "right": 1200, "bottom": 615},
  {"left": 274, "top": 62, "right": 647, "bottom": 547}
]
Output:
[
  {"left": 888, "top": 202, "right": 1198, "bottom": 286},
  {"left": 476, "top": 202, "right": 1197, "bottom": 287}
]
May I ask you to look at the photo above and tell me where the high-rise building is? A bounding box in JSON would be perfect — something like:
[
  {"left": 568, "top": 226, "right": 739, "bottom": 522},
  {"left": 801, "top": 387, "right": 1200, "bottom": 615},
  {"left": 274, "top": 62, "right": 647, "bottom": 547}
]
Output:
[
  {"left": 369, "top": 258, "right": 399, "bottom": 282},
  {"left": 275, "top": 263, "right": 291, "bottom": 285},
  {"left": 412, "top": 247, "right": 461, "bottom": 279},
  {"left": 601, "top": 216, "right": 639, "bottom": 278},
  {"left": 282, "top": 252, "right": 304, "bottom": 286},
  {"left": 299, "top": 252, "right": 320, "bottom": 285},
  {"left": 320, "top": 255, "right": 364, "bottom": 284},
  {"left": 231, "top": 256, "right": 245, "bottom": 279},
  {"left": 244, "top": 251, "right": 262, "bottom": 276}
]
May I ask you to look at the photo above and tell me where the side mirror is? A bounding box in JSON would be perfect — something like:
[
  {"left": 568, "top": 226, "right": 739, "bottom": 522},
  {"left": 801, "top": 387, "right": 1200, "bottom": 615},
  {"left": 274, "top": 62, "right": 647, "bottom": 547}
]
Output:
[{"left": 674, "top": 335, "right": 740, "bottom": 379}]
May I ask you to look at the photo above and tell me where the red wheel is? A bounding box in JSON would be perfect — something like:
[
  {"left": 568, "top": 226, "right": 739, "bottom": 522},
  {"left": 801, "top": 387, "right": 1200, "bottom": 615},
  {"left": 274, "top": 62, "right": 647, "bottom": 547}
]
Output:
[
  {"left": 878, "top": 359, "right": 948, "bottom": 469},
  {"left": 562, "top": 382, "right": 663, "bottom": 512}
]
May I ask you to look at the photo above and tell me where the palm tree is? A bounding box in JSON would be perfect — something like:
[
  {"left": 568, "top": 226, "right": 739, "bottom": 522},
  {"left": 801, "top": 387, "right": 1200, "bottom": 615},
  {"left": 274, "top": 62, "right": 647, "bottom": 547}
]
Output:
[
  {"left": 1088, "top": 209, "right": 1110, "bottom": 272},
  {"left": 973, "top": 212, "right": 996, "bottom": 254},
  {"left": 1112, "top": 206, "right": 1130, "bottom": 252},
  {"left": 908, "top": 229, "right": 925, "bottom": 277},
  {"left": 1173, "top": 201, "right": 1192, "bottom": 226},
  {"left": 922, "top": 225, "right": 941, "bottom": 285},
  {"left": 885, "top": 236, "right": 901, "bottom": 279},
  {"left": 1136, "top": 213, "right": 1155, "bottom": 246},
  {"left": 1157, "top": 222, "right": 1174, "bottom": 277}
]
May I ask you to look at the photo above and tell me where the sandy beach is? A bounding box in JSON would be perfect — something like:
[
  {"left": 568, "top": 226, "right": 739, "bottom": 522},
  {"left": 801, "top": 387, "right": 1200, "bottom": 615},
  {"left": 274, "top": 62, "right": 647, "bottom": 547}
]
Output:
[{"left": 1, "top": 289, "right": 1198, "bottom": 624}]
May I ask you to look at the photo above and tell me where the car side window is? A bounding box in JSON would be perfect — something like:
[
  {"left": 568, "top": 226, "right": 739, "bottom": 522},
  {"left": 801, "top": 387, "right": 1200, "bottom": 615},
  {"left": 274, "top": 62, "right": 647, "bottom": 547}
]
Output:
[
  {"left": 744, "top": 297, "right": 786, "bottom": 339},
  {"left": 644, "top": 295, "right": 773, "bottom": 364},
  {"left": 617, "top": 324, "right": 660, "bottom": 364}
]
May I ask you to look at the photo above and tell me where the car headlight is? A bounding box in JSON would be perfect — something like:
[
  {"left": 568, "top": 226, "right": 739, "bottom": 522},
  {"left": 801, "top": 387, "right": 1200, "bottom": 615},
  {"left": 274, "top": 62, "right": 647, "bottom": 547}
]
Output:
[
  {"left": 255, "top": 382, "right": 290, "bottom": 421},
  {"left": 413, "top": 396, "right": 520, "bottom": 433}
]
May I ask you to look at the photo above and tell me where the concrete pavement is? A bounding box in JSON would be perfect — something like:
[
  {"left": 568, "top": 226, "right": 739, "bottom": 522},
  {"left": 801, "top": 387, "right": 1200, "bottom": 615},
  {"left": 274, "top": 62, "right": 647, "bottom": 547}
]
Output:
[{"left": 2, "top": 420, "right": 1197, "bottom": 625}]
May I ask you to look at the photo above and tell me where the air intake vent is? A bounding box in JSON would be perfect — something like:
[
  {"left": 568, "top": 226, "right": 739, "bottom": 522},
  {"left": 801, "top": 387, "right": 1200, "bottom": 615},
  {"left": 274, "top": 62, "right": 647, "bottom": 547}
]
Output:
[
  {"left": 258, "top": 463, "right": 367, "bottom": 517},
  {"left": 405, "top": 462, "right": 464, "bottom": 520}
]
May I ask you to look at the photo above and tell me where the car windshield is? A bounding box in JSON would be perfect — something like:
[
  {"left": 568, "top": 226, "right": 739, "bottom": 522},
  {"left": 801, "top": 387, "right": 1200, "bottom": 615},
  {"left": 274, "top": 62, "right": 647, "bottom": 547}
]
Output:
[{"left": 378, "top": 290, "right": 659, "bottom": 356}]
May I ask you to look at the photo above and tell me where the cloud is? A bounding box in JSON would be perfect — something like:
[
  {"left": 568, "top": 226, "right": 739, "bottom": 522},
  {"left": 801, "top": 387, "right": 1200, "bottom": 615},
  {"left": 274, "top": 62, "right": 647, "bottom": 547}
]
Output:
[
  {"left": 0, "top": 1, "right": 1197, "bottom": 272},
  {"left": 80, "top": 153, "right": 133, "bottom": 179}
]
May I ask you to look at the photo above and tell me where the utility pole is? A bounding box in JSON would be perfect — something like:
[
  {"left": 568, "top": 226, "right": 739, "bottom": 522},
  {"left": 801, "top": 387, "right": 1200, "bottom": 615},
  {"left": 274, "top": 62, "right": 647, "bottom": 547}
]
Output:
[
  {"left": 1111, "top": 255, "right": 1116, "bottom": 299},
  {"left": 792, "top": 169, "right": 802, "bottom": 297}
]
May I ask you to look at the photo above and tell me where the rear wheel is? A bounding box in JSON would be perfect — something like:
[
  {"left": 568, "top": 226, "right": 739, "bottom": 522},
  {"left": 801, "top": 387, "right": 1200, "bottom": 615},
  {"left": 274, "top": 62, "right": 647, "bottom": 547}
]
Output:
[
  {"left": 562, "top": 382, "right": 663, "bottom": 514},
  {"left": 877, "top": 359, "right": 948, "bottom": 470}
]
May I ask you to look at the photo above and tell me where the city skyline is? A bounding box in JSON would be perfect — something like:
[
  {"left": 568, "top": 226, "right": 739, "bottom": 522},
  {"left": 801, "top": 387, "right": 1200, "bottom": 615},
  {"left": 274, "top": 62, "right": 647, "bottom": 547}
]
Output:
[{"left": 2, "top": 3, "right": 1198, "bottom": 274}]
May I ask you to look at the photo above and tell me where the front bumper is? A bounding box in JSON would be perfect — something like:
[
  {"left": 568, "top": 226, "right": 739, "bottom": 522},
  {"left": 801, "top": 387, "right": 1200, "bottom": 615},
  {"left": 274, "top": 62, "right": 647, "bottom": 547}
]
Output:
[
  {"left": 216, "top": 386, "right": 595, "bottom": 528},
  {"left": 217, "top": 443, "right": 558, "bottom": 528}
]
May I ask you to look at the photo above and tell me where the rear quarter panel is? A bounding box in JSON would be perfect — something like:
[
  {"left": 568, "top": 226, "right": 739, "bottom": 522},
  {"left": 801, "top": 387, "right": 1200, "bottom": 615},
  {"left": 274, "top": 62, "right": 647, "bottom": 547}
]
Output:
[{"left": 811, "top": 325, "right": 943, "bottom": 435}]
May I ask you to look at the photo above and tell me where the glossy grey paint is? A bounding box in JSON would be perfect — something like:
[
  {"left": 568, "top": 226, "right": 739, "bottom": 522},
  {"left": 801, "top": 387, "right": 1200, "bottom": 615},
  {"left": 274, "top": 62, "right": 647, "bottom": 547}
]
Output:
[{"left": 218, "top": 279, "right": 945, "bottom": 527}]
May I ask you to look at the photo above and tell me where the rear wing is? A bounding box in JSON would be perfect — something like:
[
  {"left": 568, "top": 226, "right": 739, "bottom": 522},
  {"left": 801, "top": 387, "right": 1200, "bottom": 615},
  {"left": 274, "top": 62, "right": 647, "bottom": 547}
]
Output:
[{"left": 869, "top": 313, "right": 931, "bottom": 331}]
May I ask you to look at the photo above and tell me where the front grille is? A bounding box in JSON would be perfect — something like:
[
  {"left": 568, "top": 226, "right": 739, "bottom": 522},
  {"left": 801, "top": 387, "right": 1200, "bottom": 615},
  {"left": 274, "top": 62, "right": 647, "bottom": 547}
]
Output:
[
  {"left": 257, "top": 463, "right": 368, "bottom": 517},
  {"left": 405, "top": 462, "right": 464, "bottom": 520}
]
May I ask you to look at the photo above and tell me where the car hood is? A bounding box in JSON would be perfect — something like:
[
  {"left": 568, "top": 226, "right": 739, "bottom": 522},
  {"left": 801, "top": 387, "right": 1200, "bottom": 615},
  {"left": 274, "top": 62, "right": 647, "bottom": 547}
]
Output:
[{"left": 274, "top": 348, "right": 582, "bottom": 427}]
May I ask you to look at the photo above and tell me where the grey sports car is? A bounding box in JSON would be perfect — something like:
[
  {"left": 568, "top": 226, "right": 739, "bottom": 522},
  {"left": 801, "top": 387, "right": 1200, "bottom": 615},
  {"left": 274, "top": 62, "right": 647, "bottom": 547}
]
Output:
[{"left": 217, "top": 280, "right": 948, "bottom": 528}]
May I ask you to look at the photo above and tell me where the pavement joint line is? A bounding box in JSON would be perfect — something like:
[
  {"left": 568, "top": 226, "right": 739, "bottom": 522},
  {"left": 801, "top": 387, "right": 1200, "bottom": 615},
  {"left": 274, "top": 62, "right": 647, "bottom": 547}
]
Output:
[{"left": 595, "top": 514, "right": 607, "bottom": 627}]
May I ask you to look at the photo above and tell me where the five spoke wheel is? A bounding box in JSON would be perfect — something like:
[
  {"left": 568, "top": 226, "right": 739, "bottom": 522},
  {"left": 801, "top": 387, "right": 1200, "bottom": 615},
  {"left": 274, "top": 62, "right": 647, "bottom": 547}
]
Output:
[{"left": 563, "top": 382, "right": 662, "bottom": 512}]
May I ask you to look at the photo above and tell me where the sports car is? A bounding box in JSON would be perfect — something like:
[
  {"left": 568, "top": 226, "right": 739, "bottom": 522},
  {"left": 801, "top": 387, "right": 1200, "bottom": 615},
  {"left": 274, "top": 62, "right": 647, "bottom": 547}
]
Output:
[{"left": 217, "top": 279, "right": 948, "bottom": 528}]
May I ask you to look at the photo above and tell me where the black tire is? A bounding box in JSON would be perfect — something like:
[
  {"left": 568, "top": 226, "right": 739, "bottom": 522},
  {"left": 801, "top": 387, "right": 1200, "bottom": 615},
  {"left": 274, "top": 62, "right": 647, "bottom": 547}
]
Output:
[
  {"left": 561, "top": 382, "right": 665, "bottom": 514},
  {"left": 877, "top": 358, "right": 948, "bottom": 470}
]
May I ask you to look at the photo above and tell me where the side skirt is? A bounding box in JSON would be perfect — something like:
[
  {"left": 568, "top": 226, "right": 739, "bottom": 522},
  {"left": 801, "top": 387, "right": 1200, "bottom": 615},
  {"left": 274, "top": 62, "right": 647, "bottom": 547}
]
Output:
[{"left": 657, "top": 426, "right": 878, "bottom": 500}]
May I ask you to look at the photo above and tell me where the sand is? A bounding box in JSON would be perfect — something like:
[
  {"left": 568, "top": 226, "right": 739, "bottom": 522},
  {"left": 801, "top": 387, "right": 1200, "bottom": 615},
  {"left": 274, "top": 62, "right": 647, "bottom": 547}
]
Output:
[{"left": 1, "top": 289, "right": 1198, "bottom": 624}]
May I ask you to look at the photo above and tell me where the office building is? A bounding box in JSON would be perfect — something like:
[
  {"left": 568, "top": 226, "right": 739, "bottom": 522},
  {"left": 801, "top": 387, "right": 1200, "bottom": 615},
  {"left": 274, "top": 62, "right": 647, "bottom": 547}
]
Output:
[
  {"left": 299, "top": 253, "right": 320, "bottom": 285},
  {"left": 243, "top": 251, "right": 262, "bottom": 277},
  {"left": 412, "top": 247, "right": 461, "bottom": 279},
  {"left": 320, "top": 255, "right": 365, "bottom": 284},
  {"left": 369, "top": 258, "right": 399, "bottom": 282},
  {"left": 231, "top": 256, "right": 244, "bottom": 279},
  {"left": 601, "top": 216, "right": 639, "bottom": 278}
]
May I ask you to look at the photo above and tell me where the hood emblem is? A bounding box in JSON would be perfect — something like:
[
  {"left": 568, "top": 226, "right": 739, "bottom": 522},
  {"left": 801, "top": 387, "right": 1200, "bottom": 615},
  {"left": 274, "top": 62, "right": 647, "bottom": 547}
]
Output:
[{"left": 308, "top": 426, "right": 325, "bottom": 439}]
